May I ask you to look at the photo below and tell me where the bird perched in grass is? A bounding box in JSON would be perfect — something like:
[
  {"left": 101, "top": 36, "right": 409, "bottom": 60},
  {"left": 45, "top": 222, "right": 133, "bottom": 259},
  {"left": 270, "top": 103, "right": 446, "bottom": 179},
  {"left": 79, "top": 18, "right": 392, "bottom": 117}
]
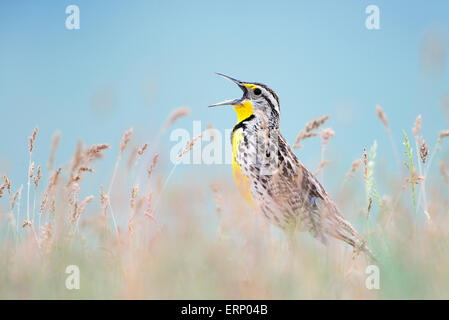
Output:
[{"left": 209, "top": 73, "right": 375, "bottom": 261}]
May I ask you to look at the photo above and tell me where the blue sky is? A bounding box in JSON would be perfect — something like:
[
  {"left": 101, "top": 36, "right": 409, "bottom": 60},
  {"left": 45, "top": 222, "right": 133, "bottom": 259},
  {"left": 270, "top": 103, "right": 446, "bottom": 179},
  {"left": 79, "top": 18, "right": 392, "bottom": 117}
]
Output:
[{"left": 1, "top": 1, "right": 448, "bottom": 191}]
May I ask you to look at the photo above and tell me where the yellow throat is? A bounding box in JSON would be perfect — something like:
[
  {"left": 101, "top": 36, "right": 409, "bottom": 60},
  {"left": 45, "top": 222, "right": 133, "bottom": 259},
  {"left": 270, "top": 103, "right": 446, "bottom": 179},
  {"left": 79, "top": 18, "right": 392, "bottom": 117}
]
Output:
[{"left": 233, "top": 100, "right": 253, "bottom": 123}]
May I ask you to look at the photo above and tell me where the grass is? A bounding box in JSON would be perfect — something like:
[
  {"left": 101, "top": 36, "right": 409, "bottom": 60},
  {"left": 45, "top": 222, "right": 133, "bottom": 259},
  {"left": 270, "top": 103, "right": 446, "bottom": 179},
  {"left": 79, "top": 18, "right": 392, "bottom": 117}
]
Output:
[
  {"left": 1, "top": 107, "right": 449, "bottom": 299},
  {"left": 402, "top": 131, "right": 417, "bottom": 216}
]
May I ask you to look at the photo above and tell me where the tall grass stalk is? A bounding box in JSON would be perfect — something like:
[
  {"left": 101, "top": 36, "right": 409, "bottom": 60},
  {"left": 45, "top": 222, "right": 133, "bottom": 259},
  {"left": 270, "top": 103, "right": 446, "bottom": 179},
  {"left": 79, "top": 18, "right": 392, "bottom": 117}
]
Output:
[
  {"left": 402, "top": 131, "right": 417, "bottom": 222},
  {"left": 363, "top": 141, "right": 380, "bottom": 242},
  {"left": 376, "top": 105, "right": 401, "bottom": 169},
  {"left": 106, "top": 128, "right": 133, "bottom": 237},
  {"left": 152, "top": 132, "right": 204, "bottom": 216}
]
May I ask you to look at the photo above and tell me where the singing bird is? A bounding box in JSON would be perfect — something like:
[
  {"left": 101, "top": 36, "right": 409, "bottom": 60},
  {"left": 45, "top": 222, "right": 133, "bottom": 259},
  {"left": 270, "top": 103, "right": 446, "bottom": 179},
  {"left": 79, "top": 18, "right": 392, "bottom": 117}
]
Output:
[{"left": 209, "top": 73, "right": 375, "bottom": 261}]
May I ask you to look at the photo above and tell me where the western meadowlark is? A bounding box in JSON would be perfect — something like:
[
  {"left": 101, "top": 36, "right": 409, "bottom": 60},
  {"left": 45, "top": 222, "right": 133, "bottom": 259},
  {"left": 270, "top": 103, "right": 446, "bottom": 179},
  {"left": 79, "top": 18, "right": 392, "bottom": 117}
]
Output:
[{"left": 210, "top": 73, "right": 375, "bottom": 261}]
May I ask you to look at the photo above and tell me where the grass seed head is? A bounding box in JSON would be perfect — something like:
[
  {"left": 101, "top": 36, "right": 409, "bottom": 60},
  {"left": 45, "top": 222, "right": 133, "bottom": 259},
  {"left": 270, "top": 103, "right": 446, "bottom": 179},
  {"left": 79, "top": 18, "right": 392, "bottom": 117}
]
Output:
[
  {"left": 348, "top": 159, "right": 361, "bottom": 177},
  {"left": 70, "top": 141, "right": 84, "bottom": 176},
  {"left": 134, "top": 142, "right": 149, "bottom": 168},
  {"left": 137, "top": 143, "right": 148, "bottom": 156},
  {"left": 22, "top": 220, "right": 32, "bottom": 228},
  {"left": 144, "top": 192, "right": 154, "bottom": 219},
  {"left": 130, "top": 184, "right": 139, "bottom": 209},
  {"left": 321, "top": 128, "right": 335, "bottom": 145},
  {"left": 163, "top": 107, "right": 191, "bottom": 131},
  {"left": 177, "top": 133, "right": 204, "bottom": 160},
  {"left": 100, "top": 185, "right": 109, "bottom": 217},
  {"left": 33, "top": 165, "right": 42, "bottom": 190},
  {"left": 366, "top": 197, "right": 373, "bottom": 220},
  {"left": 376, "top": 105, "right": 389, "bottom": 131},
  {"left": 11, "top": 185, "right": 23, "bottom": 211},
  {"left": 79, "top": 195, "right": 94, "bottom": 216},
  {"left": 315, "top": 160, "right": 331, "bottom": 176},
  {"left": 420, "top": 140, "right": 429, "bottom": 164},
  {"left": 120, "top": 128, "right": 133, "bottom": 156},
  {"left": 127, "top": 146, "right": 138, "bottom": 170},
  {"left": 147, "top": 153, "right": 159, "bottom": 180},
  {"left": 48, "top": 131, "right": 61, "bottom": 171},
  {"left": 29, "top": 127, "right": 38, "bottom": 153},
  {"left": 29, "top": 162, "right": 35, "bottom": 178},
  {"left": 85, "top": 144, "right": 110, "bottom": 163},
  {"left": 305, "top": 115, "right": 329, "bottom": 132},
  {"left": 0, "top": 175, "right": 11, "bottom": 198},
  {"left": 413, "top": 115, "right": 422, "bottom": 138},
  {"left": 439, "top": 130, "right": 449, "bottom": 141},
  {"left": 293, "top": 115, "right": 329, "bottom": 149}
]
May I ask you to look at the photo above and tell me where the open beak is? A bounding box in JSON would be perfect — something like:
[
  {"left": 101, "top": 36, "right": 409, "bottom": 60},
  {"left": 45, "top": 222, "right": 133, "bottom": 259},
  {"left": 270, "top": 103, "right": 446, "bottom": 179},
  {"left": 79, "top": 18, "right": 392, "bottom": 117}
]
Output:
[{"left": 208, "top": 73, "right": 247, "bottom": 107}]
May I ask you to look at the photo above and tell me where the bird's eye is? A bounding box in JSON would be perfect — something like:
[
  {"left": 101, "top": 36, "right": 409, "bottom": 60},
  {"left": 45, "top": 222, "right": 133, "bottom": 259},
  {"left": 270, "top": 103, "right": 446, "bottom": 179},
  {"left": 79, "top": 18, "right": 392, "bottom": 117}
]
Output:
[{"left": 254, "top": 88, "right": 262, "bottom": 95}]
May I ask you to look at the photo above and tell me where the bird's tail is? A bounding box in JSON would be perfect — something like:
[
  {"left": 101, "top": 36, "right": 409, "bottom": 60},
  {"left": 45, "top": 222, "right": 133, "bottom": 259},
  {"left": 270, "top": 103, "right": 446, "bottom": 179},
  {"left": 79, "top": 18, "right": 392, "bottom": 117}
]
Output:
[{"left": 333, "top": 215, "right": 377, "bottom": 262}]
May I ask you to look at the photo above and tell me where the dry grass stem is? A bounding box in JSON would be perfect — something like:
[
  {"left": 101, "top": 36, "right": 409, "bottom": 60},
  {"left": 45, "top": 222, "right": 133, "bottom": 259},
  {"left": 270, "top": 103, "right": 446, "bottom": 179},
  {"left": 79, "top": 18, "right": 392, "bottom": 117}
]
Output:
[
  {"left": 293, "top": 132, "right": 317, "bottom": 149},
  {"left": 29, "top": 162, "right": 34, "bottom": 179},
  {"left": 33, "top": 166, "right": 42, "bottom": 190},
  {"left": 376, "top": 105, "right": 389, "bottom": 131},
  {"left": 85, "top": 144, "right": 110, "bottom": 162},
  {"left": 405, "top": 169, "right": 425, "bottom": 186},
  {"left": 135, "top": 142, "right": 149, "bottom": 167},
  {"left": 127, "top": 146, "right": 138, "bottom": 171},
  {"left": 39, "top": 168, "right": 62, "bottom": 216},
  {"left": 147, "top": 153, "right": 159, "bottom": 180},
  {"left": 440, "top": 161, "right": 448, "bottom": 185},
  {"left": 120, "top": 128, "right": 133, "bottom": 156},
  {"left": 346, "top": 159, "right": 362, "bottom": 179},
  {"left": 177, "top": 133, "right": 205, "bottom": 160},
  {"left": 100, "top": 185, "right": 108, "bottom": 217},
  {"left": 130, "top": 185, "right": 139, "bottom": 210},
  {"left": 104, "top": 128, "right": 134, "bottom": 237},
  {"left": 144, "top": 192, "right": 154, "bottom": 220},
  {"left": 26, "top": 128, "right": 38, "bottom": 229},
  {"left": 439, "top": 130, "right": 449, "bottom": 141},
  {"left": 162, "top": 107, "right": 191, "bottom": 131},
  {"left": 79, "top": 195, "right": 94, "bottom": 216},
  {"left": 210, "top": 184, "right": 223, "bottom": 219},
  {"left": 413, "top": 115, "right": 422, "bottom": 139},
  {"left": 366, "top": 197, "right": 373, "bottom": 220},
  {"left": 48, "top": 131, "right": 61, "bottom": 171},
  {"left": 12, "top": 185, "right": 23, "bottom": 233},
  {"left": 293, "top": 115, "right": 329, "bottom": 149},
  {"left": 315, "top": 160, "right": 331, "bottom": 176},
  {"left": 305, "top": 115, "right": 329, "bottom": 132},
  {"left": 70, "top": 141, "right": 84, "bottom": 177},
  {"left": 0, "top": 175, "right": 11, "bottom": 198},
  {"left": 11, "top": 186, "right": 22, "bottom": 212},
  {"left": 376, "top": 106, "right": 400, "bottom": 168},
  {"left": 29, "top": 127, "right": 38, "bottom": 153},
  {"left": 321, "top": 128, "right": 335, "bottom": 146},
  {"left": 363, "top": 148, "right": 368, "bottom": 181},
  {"left": 128, "top": 184, "right": 139, "bottom": 235},
  {"left": 210, "top": 184, "right": 226, "bottom": 239}
]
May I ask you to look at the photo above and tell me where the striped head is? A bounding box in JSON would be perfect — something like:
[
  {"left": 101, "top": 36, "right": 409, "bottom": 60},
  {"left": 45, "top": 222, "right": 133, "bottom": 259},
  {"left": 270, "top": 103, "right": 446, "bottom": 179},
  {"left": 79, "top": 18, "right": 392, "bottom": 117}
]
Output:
[{"left": 209, "top": 73, "right": 280, "bottom": 128}]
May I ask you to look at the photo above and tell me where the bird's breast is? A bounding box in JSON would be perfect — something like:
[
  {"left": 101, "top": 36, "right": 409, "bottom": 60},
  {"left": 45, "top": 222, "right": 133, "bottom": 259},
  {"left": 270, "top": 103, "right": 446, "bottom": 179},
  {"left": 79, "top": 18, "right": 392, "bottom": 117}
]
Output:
[{"left": 232, "top": 128, "right": 254, "bottom": 206}]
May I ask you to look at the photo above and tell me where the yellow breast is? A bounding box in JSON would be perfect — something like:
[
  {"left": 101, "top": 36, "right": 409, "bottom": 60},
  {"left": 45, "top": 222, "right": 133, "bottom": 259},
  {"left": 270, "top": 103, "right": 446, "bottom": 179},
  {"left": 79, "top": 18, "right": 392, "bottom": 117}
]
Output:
[{"left": 232, "top": 128, "right": 254, "bottom": 206}]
